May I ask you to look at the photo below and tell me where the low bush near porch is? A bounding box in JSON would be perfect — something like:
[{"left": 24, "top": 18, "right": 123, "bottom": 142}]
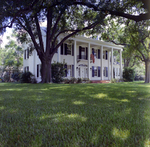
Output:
[{"left": 0, "top": 82, "right": 150, "bottom": 146}]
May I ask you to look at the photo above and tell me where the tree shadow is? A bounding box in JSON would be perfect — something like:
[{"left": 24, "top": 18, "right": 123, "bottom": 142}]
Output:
[{"left": 0, "top": 83, "right": 150, "bottom": 146}]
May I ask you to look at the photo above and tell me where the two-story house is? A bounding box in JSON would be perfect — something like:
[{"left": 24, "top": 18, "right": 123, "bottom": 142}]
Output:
[{"left": 23, "top": 34, "right": 123, "bottom": 83}]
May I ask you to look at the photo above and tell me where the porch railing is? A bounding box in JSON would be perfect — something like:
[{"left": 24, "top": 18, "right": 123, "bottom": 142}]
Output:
[{"left": 77, "top": 55, "right": 87, "bottom": 60}]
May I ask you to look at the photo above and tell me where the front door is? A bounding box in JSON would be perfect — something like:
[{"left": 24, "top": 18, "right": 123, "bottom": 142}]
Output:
[{"left": 80, "top": 67, "right": 87, "bottom": 78}]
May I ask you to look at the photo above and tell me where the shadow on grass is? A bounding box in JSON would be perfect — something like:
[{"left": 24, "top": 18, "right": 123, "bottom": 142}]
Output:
[{"left": 0, "top": 82, "right": 150, "bottom": 146}]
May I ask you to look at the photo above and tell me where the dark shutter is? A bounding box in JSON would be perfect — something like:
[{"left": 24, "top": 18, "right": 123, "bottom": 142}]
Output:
[
  {"left": 27, "top": 66, "right": 29, "bottom": 72},
  {"left": 24, "top": 50, "right": 26, "bottom": 59},
  {"left": 79, "top": 46, "right": 82, "bottom": 59},
  {"left": 65, "top": 44, "right": 67, "bottom": 55},
  {"left": 106, "top": 51, "right": 108, "bottom": 60},
  {"left": 72, "top": 65, "right": 74, "bottom": 77},
  {"left": 27, "top": 49, "right": 29, "bottom": 59},
  {"left": 72, "top": 44, "right": 74, "bottom": 56},
  {"left": 106, "top": 67, "right": 108, "bottom": 77},
  {"left": 64, "top": 64, "right": 67, "bottom": 77},
  {"left": 98, "top": 49, "right": 100, "bottom": 59},
  {"left": 98, "top": 66, "right": 100, "bottom": 77},
  {"left": 61, "top": 44, "right": 63, "bottom": 55},
  {"left": 92, "top": 66, "right": 94, "bottom": 77},
  {"left": 86, "top": 47, "right": 88, "bottom": 60},
  {"left": 37, "top": 64, "right": 39, "bottom": 77}
]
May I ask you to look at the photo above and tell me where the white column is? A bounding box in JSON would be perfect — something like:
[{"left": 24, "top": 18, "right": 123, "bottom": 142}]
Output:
[
  {"left": 57, "top": 48, "right": 60, "bottom": 62},
  {"left": 74, "top": 40, "right": 77, "bottom": 78},
  {"left": 57, "top": 38, "right": 61, "bottom": 62},
  {"left": 88, "top": 43, "right": 90, "bottom": 79},
  {"left": 101, "top": 46, "right": 103, "bottom": 80},
  {"left": 120, "top": 49, "right": 122, "bottom": 79},
  {"left": 111, "top": 48, "right": 113, "bottom": 79},
  {"left": 108, "top": 51, "right": 110, "bottom": 80}
]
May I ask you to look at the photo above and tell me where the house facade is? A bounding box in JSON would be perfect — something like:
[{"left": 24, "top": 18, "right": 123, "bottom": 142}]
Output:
[{"left": 23, "top": 35, "right": 123, "bottom": 83}]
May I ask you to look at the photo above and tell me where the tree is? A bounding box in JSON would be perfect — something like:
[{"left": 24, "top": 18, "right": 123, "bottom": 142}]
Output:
[
  {"left": 0, "top": 37, "right": 23, "bottom": 82},
  {"left": 101, "top": 18, "right": 150, "bottom": 83},
  {"left": 0, "top": 0, "right": 149, "bottom": 83}
]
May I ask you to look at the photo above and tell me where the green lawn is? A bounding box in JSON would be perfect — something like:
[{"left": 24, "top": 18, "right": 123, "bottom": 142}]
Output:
[{"left": 0, "top": 82, "right": 150, "bottom": 147}]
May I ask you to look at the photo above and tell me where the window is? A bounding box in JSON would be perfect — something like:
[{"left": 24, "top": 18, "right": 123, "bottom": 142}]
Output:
[
  {"left": 24, "top": 66, "right": 29, "bottom": 72},
  {"left": 92, "top": 66, "right": 100, "bottom": 77},
  {"left": 67, "top": 44, "right": 71, "bottom": 55},
  {"left": 37, "top": 64, "right": 41, "bottom": 77},
  {"left": 64, "top": 43, "right": 72, "bottom": 55},
  {"left": 24, "top": 49, "right": 29, "bottom": 59},
  {"left": 67, "top": 65, "right": 72, "bottom": 77},
  {"left": 94, "top": 67, "right": 97, "bottom": 76},
  {"left": 92, "top": 48, "right": 97, "bottom": 58},
  {"left": 103, "top": 67, "right": 108, "bottom": 77}
]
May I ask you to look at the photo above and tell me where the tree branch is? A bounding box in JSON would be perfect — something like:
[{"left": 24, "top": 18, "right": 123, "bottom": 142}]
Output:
[
  {"left": 34, "top": 13, "right": 44, "bottom": 52},
  {"left": 53, "top": 21, "right": 100, "bottom": 55}
]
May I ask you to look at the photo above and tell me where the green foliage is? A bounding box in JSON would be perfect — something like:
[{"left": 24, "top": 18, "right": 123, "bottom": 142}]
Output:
[
  {"left": 4, "top": 73, "right": 10, "bottom": 82},
  {"left": 51, "top": 62, "right": 65, "bottom": 83},
  {"left": 11, "top": 72, "right": 22, "bottom": 82},
  {"left": 69, "top": 77, "right": 77, "bottom": 84},
  {"left": 20, "top": 71, "right": 33, "bottom": 83},
  {"left": 0, "top": 77, "right": 4, "bottom": 82},
  {"left": 77, "top": 78, "right": 83, "bottom": 83},
  {"left": 1, "top": 0, "right": 148, "bottom": 83},
  {"left": 123, "top": 67, "right": 135, "bottom": 82}
]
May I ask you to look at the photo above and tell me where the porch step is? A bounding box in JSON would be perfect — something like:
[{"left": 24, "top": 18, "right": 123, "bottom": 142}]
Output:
[{"left": 91, "top": 80, "right": 110, "bottom": 83}]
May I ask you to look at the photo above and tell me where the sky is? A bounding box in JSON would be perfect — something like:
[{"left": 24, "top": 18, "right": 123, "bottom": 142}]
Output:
[{"left": 0, "top": 28, "right": 13, "bottom": 48}]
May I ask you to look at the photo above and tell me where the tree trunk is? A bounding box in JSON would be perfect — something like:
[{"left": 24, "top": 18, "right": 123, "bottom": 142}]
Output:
[
  {"left": 41, "top": 58, "right": 52, "bottom": 83},
  {"left": 145, "top": 60, "right": 150, "bottom": 83}
]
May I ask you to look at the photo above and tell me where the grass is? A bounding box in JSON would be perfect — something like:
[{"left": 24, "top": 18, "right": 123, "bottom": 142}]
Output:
[{"left": 0, "top": 82, "right": 150, "bottom": 147}]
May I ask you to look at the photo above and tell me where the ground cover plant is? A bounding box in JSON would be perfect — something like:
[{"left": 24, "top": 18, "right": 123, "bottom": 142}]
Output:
[{"left": 0, "top": 82, "right": 150, "bottom": 146}]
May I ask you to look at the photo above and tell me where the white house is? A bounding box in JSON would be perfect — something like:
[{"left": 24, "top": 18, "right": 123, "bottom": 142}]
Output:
[{"left": 23, "top": 34, "right": 123, "bottom": 83}]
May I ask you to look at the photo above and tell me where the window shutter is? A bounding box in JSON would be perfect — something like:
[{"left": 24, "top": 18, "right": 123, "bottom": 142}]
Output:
[
  {"left": 64, "top": 64, "right": 67, "bottom": 77},
  {"left": 98, "top": 49, "right": 100, "bottom": 59},
  {"left": 72, "top": 44, "right": 74, "bottom": 56},
  {"left": 65, "top": 44, "right": 67, "bottom": 55},
  {"left": 72, "top": 65, "right": 74, "bottom": 77},
  {"left": 24, "top": 50, "right": 26, "bottom": 59},
  {"left": 106, "top": 67, "right": 108, "bottom": 77},
  {"left": 86, "top": 47, "right": 88, "bottom": 60},
  {"left": 98, "top": 66, "right": 100, "bottom": 77},
  {"left": 24, "top": 67, "right": 26, "bottom": 72},
  {"left": 27, "top": 48, "right": 29, "bottom": 59},
  {"left": 92, "top": 66, "right": 94, "bottom": 77},
  {"left": 106, "top": 51, "right": 108, "bottom": 60},
  {"left": 27, "top": 66, "right": 29, "bottom": 72},
  {"left": 37, "top": 65, "right": 39, "bottom": 77},
  {"left": 79, "top": 46, "right": 82, "bottom": 59},
  {"left": 61, "top": 44, "right": 63, "bottom": 55}
]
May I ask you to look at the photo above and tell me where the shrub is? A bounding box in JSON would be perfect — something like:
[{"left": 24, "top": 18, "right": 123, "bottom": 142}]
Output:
[
  {"left": 0, "top": 77, "right": 4, "bottom": 83},
  {"left": 83, "top": 78, "right": 90, "bottom": 83},
  {"left": 77, "top": 78, "right": 82, "bottom": 83},
  {"left": 20, "top": 71, "right": 33, "bottom": 83},
  {"left": 63, "top": 78, "right": 70, "bottom": 84},
  {"left": 51, "top": 62, "right": 66, "bottom": 83},
  {"left": 11, "top": 72, "right": 21, "bottom": 82},
  {"left": 4, "top": 74, "right": 10, "bottom": 82},
  {"left": 69, "top": 77, "right": 77, "bottom": 84},
  {"left": 111, "top": 78, "right": 117, "bottom": 83},
  {"left": 134, "top": 73, "right": 144, "bottom": 81},
  {"left": 123, "top": 67, "right": 135, "bottom": 82},
  {"left": 31, "top": 76, "right": 37, "bottom": 84}
]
